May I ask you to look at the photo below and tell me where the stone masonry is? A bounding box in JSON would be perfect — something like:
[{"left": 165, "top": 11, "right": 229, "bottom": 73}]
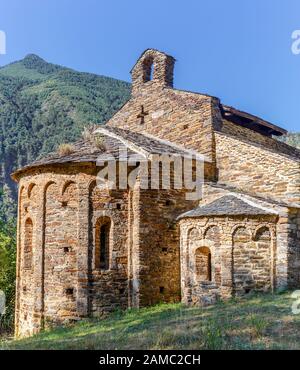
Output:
[{"left": 12, "top": 49, "right": 300, "bottom": 337}]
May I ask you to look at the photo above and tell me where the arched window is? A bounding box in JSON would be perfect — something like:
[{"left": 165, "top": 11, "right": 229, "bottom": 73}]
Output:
[
  {"left": 254, "top": 226, "right": 271, "bottom": 242},
  {"left": 142, "top": 57, "right": 154, "bottom": 82},
  {"left": 204, "top": 226, "right": 221, "bottom": 285},
  {"left": 27, "top": 183, "right": 36, "bottom": 199},
  {"left": 95, "top": 217, "right": 111, "bottom": 270},
  {"left": 232, "top": 226, "right": 253, "bottom": 294},
  {"left": 61, "top": 181, "right": 78, "bottom": 208},
  {"left": 195, "top": 247, "right": 212, "bottom": 281},
  {"left": 24, "top": 218, "right": 33, "bottom": 270}
]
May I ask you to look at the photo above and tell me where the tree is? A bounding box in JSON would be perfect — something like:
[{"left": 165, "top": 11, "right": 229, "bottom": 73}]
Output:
[{"left": 0, "top": 216, "right": 16, "bottom": 334}]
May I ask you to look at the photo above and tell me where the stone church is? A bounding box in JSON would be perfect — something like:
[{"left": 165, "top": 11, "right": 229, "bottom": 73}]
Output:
[{"left": 12, "top": 49, "right": 300, "bottom": 338}]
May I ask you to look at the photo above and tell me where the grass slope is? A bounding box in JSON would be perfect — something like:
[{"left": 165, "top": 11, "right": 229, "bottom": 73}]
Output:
[{"left": 2, "top": 292, "right": 299, "bottom": 350}]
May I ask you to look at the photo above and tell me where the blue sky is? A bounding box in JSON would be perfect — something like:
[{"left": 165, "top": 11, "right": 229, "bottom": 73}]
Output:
[{"left": 0, "top": 0, "right": 299, "bottom": 131}]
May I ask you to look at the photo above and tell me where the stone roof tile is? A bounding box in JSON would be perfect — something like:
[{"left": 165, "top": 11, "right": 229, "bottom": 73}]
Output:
[{"left": 177, "top": 195, "right": 274, "bottom": 220}]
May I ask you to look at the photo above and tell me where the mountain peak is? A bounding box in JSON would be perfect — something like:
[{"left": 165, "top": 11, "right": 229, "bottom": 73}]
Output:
[
  {"left": 19, "top": 53, "right": 64, "bottom": 75},
  {"left": 23, "top": 54, "right": 47, "bottom": 63}
]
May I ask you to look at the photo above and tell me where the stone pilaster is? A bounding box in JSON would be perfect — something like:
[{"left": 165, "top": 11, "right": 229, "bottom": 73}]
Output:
[
  {"left": 14, "top": 186, "right": 22, "bottom": 338},
  {"left": 76, "top": 181, "right": 90, "bottom": 317},
  {"left": 33, "top": 183, "right": 46, "bottom": 333}
]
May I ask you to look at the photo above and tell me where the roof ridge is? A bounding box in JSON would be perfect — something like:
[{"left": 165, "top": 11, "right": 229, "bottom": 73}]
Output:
[
  {"left": 222, "top": 194, "right": 278, "bottom": 215},
  {"left": 95, "top": 126, "right": 149, "bottom": 159},
  {"left": 177, "top": 194, "right": 277, "bottom": 220},
  {"left": 207, "top": 182, "right": 300, "bottom": 209},
  {"left": 97, "top": 126, "right": 210, "bottom": 162}
]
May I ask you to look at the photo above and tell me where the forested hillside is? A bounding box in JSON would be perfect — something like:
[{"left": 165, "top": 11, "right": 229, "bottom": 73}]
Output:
[{"left": 0, "top": 54, "right": 131, "bottom": 220}]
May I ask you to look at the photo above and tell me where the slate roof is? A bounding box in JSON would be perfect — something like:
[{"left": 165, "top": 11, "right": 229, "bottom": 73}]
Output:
[
  {"left": 221, "top": 105, "right": 287, "bottom": 137},
  {"left": 97, "top": 126, "right": 200, "bottom": 158},
  {"left": 207, "top": 182, "right": 300, "bottom": 209},
  {"left": 12, "top": 126, "right": 205, "bottom": 179},
  {"left": 25, "top": 136, "right": 134, "bottom": 165},
  {"left": 177, "top": 195, "right": 274, "bottom": 220}
]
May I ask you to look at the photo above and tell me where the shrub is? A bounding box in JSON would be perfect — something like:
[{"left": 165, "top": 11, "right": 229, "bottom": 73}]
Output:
[
  {"left": 82, "top": 125, "right": 106, "bottom": 151},
  {"left": 0, "top": 218, "right": 16, "bottom": 335},
  {"left": 81, "top": 124, "right": 99, "bottom": 141},
  {"left": 57, "top": 143, "right": 75, "bottom": 156},
  {"left": 93, "top": 134, "right": 106, "bottom": 151}
]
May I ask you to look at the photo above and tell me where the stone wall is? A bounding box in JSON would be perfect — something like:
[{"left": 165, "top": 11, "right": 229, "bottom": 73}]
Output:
[
  {"left": 180, "top": 215, "right": 277, "bottom": 306},
  {"left": 137, "top": 187, "right": 198, "bottom": 306},
  {"left": 286, "top": 208, "right": 300, "bottom": 288},
  {"left": 88, "top": 180, "right": 129, "bottom": 315},
  {"left": 200, "top": 183, "right": 300, "bottom": 289},
  {"left": 233, "top": 225, "right": 272, "bottom": 294},
  {"left": 43, "top": 181, "right": 78, "bottom": 325},
  {"left": 16, "top": 185, "right": 38, "bottom": 336},
  {"left": 131, "top": 49, "right": 175, "bottom": 95},
  {"left": 216, "top": 121, "right": 300, "bottom": 204},
  {"left": 15, "top": 160, "right": 202, "bottom": 337},
  {"left": 15, "top": 163, "right": 130, "bottom": 337}
]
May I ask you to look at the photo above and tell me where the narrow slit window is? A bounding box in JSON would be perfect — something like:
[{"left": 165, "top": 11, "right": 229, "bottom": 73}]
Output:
[{"left": 95, "top": 218, "right": 111, "bottom": 270}]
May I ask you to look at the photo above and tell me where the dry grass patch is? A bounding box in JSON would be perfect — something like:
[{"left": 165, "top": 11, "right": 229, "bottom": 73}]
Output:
[
  {"left": 57, "top": 143, "right": 75, "bottom": 156},
  {"left": 82, "top": 124, "right": 106, "bottom": 151}
]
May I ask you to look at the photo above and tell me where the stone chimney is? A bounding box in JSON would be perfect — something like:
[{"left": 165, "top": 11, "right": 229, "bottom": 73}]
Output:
[{"left": 131, "top": 49, "right": 175, "bottom": 96}]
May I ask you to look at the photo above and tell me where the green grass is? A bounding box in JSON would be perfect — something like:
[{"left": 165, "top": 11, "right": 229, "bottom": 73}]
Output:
[{"left": 1, "top": 292, "right": 300, "bottom": 350}]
